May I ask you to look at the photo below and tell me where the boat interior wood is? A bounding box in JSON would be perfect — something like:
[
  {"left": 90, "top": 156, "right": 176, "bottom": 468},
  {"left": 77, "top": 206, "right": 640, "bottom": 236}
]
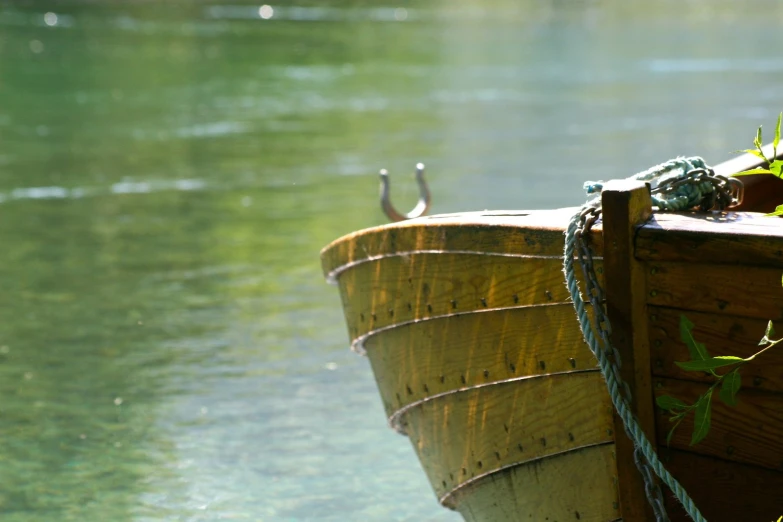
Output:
[{"left": 717, "top": 141, "right": 783, "bottom": 213}]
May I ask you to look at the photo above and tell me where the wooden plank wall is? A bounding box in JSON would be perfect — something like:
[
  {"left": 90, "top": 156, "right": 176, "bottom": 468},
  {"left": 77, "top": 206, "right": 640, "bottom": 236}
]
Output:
[{"left": 633, "top": 210, "right": 783, "bottom": 521}]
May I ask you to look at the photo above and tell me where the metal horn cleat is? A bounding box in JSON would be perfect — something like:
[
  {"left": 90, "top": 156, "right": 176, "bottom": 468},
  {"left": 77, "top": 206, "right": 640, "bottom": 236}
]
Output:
[{"left": 379, "top": 163, "right": 431, "bottom": 222}]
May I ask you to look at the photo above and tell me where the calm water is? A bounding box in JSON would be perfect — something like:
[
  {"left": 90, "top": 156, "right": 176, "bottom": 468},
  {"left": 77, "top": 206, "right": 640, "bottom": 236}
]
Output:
[{"left": 0, "top": 1, "right": 782, "bottom": 521}]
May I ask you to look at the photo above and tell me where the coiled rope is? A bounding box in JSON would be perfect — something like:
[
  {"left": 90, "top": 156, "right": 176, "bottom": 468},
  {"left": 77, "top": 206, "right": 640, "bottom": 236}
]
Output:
[{"left": 564, "top": 156, "right": 741, "bottom": 522}]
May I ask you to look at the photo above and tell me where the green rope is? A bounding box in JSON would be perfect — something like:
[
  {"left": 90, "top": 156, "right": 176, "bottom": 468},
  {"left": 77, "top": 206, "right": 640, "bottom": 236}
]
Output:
[{"left": 565, "top": 157, "right": 720, "bottom": 522}]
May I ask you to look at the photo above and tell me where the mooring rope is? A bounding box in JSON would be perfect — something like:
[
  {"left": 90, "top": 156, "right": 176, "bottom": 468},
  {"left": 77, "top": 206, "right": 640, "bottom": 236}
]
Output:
[{"left": 563, "top": 156, "right": 740, "bottom": 522}]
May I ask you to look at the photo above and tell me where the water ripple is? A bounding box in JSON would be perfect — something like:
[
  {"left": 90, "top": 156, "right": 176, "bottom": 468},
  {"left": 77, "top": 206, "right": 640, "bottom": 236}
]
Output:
[{"left": 2, "top": 179, "right": 207, "bottom": 202}]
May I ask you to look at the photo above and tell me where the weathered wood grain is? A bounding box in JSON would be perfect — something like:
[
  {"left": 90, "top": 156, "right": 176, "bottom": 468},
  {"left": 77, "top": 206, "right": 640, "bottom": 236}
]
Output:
[
  {"left": 321, "top": 207, "right": 605, "bottom": 281},
  {"left": 320, "top": 147, "right": 783, "bottom": 522},
  {"left": 454, "top": 444, "right": 621, "bottom": 522},
  {"left": 364, "top": 303, "right": 598, "bottom": 420},
  {"left": 601, "top": 180, "right": 657, "bottom": 522},
  {"left": 660, "top": 449, "right": 783, "bottom": 522},
  {"left": 648, "top": 306, "right": 783, "bottom": 393},
  {"left": 732, "top": 174, "right": 783, "bottom": 214},
  {"left": 399, "top": 371, "right": 614, "bottom": 502},
  {"left": 337, "top": 254, "right": 603, "bottom": 346},
  {"left": 636, "top": 211, "right": 783, "bottom": 267},
  {"left": 645, "top": 261, "right": 783, "bottom": 320},
  {"left": 654, "top": 377, "right": 783, "bottom": 471}
]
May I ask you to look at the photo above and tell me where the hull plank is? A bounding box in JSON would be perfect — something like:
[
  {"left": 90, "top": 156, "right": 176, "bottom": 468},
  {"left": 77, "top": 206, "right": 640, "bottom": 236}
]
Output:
[
  {"left": 649, "top": 306, "right": 783, "bottom": 394},
  {"left": 321, "top": 208, "right": 603, "bottom": 280},
  {"left": 364, "top": 304, "right": 598, "bottom": 421},
  {"left": 337, "top": 254, "right": 601, "bottom": 349},
  {"left": 453, "top": 444, "right": 621, "bottom": 522},
  {"left": 399, "top": 371, "right": 614, "bottom": 504},
  {"left": 637, "top": 211, "right": 783, "bottom": 267},
  {"left": 654, "top": 377, "right": 783, "bottom": 471},
  {"left": 661, "top": 449, "right": 783, "bottom": 522},
  {"left": 646, "top": 261, "right": 783, "bottom": 320}
]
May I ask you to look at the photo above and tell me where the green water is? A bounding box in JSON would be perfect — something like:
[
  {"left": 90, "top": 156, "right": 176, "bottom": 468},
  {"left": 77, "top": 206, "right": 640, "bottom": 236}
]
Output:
[{"left": 0, "top": 1, "right": 782, "bottom": 521}]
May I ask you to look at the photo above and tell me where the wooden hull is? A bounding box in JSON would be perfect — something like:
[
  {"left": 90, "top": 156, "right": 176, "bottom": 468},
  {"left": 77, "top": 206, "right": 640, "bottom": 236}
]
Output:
[
  {"left": 322, "top": 189, "right": 783, "bottom": 520},
  {"left": 322, "top": 210, "right": 623, "bottom": 520}
]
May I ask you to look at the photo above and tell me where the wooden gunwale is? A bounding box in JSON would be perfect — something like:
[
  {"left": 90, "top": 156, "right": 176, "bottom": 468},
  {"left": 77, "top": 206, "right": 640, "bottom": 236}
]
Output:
[
  {"left": 636, "top": 211, "right": 783, "bottom": 268},
  {"left": 320, "top": 207, "right": 604, "bottom": 282},
  {"left": 324, "top": 250, "right": 579, "bottom": 285}
]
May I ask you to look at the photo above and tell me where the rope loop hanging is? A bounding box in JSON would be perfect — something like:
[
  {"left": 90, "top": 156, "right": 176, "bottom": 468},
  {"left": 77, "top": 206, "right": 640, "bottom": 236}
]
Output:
[{"left": 564, "top": 157, "right": 743, "bottom": 522}]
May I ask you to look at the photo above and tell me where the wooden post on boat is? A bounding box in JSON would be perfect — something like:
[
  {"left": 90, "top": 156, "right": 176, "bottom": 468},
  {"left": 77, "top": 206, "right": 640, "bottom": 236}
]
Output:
[{"left": 601, "top": 180, "right": 658, "bottom": 522}]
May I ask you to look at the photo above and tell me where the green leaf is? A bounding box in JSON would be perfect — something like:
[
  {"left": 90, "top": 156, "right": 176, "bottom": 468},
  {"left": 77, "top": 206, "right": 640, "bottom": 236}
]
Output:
[
  {"left": 675, "top": 356, "right": 744, "bottom": 372},
  {"left": 755, "top": 125, "right": 763, "bottom": 152},
  {"left": 656, "top": 395, "right": 688, "bottom": 412},
  {"left": 760, "top": 320, "right": 776, "bottom": 344},
  {"left": 775, "top": 112, "right": 782, "bottom": 158},
  {"left": 679, "top": 315, "right": 709, "bottom": 361},
  {"left": 719, "top": 371, "right": 742, "bottom": 407},
  {"left": 765, "top": 205, "right": 783, "bottom": 217},
  {"left": 732, "top": 149, "right": 767, "bottom": 161},
  {"left": 732, "top": 168, "right": 775, "bottom": 176},
  {"left": 770, "top": 159, "right": 783, "bottom": 178},
  {"left": 732, "top": 149, "right": 768, "bottom": 160},
  {"left": 690, "top": 390, "right": 713, "bottom": 446}
]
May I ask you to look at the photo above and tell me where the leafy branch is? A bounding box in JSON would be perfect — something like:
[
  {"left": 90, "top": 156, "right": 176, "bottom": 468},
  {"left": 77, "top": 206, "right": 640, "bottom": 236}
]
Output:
[
  {"left": 732, "top": 112, "right": 783, "bottom": 215},
  {"left": 656, "top": 316, "right": 782, "bottom": 446}
]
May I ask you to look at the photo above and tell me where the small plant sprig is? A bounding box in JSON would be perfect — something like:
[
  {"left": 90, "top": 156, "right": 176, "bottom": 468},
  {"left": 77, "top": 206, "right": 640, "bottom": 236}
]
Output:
[
  {"left": 656, "top": 315, "right": 782, "bottom": 446},
  {"left": 733, "top": 112, "right": 783, "bottom": 215}
]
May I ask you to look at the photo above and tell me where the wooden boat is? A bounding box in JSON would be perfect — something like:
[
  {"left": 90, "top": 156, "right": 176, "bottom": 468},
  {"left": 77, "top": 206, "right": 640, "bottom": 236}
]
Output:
[{"left": 320, "top": 148, "right": 783, "bottom": 522}]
